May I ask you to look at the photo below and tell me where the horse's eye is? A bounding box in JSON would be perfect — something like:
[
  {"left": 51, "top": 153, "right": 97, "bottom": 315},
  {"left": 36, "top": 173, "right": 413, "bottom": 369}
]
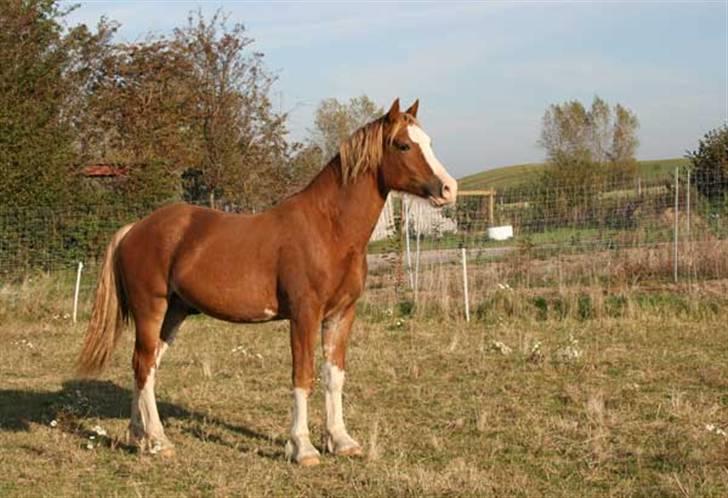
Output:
[{"left": 395, "top": 142, "right": 410, "bottom": 152}]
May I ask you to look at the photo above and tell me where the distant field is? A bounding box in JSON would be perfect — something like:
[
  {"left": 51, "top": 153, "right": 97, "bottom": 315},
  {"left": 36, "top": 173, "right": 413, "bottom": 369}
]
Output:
[{"left": 459, "top": 157, "right": 690, "bottom": 191}]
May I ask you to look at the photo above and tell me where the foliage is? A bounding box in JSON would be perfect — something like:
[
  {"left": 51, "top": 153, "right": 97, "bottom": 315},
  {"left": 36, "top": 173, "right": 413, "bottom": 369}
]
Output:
[
  {"left": 0, "top": 2, "right": 302, "bottom": 271},
  {"left": 309, "top": 95, "right": 383, "bottom": 161},
  {"left": 688, "top": 125, "right": 728, "bottom": 205},
  {"left": 537, "top": 96, "right": 640, "bottom": 227},
  {"left": 81, "top": 10, "right": 293, "bottom": 211},
  {"left": 172, "top": 11, "right": 292, "bottom": 211},
  {"left": 0, "top": 0, "right": 113, "bottom": 211}
]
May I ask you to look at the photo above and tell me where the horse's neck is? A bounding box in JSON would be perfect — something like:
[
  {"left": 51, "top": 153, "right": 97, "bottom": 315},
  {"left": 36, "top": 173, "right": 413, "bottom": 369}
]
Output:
[{"left": 300, "top": 158, "right": 387, "bottom": 249}]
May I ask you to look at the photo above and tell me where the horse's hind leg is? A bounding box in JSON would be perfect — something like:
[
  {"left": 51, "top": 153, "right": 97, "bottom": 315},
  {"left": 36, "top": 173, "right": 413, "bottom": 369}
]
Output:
[{"left": 129, "top": 296, "right": 187, "bottom": 456}]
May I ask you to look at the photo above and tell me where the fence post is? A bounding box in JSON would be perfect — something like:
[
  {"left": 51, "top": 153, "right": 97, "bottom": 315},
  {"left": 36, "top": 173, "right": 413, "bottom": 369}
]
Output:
[
  {"left": 461, "top": 247, "right": 470, "bottom": 322},
  {"left": 404, "top": 196, "right": 414, "bottom": 290},
  {"left": 674, "top": 167, "right": 679, "bottom": 283},
  {"left": 686, "top": 168, "right": 691, "bottom": 241},
  {"left": 73, "top": 261, "right": 84, "bottom": 324}
]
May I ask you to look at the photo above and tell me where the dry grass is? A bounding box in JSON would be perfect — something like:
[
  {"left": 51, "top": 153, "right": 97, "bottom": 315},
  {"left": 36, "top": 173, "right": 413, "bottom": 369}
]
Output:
[{"left": 1, "top": 280, "right": 728, "bottom": 497}]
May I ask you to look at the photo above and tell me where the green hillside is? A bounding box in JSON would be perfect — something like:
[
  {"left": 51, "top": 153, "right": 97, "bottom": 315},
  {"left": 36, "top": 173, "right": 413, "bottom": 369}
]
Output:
[{"left": 459, "top": 157, "right": 690, "bottom": 191}]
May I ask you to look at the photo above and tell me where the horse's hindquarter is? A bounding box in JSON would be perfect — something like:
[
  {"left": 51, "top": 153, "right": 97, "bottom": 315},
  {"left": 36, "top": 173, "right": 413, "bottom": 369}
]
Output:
[{"left": 168, "top": 210, "right": 282, "bottom": 323}]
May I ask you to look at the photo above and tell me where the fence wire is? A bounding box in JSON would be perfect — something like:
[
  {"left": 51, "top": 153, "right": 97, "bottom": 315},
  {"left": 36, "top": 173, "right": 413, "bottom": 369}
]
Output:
[{"left": 2, "top": 168, "right": 728, "bottom": 316}]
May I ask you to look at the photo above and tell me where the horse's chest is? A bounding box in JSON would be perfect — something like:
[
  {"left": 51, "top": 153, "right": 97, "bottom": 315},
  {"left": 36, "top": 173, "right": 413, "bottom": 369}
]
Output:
[{"left": 325, "top": 257, "right": 366, "bottom": 312}]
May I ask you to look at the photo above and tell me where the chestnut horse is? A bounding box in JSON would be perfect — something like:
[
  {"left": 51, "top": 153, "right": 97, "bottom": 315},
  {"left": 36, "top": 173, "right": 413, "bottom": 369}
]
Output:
[{"left": 77, "top": 98, "right": 457, "bottom": 465}]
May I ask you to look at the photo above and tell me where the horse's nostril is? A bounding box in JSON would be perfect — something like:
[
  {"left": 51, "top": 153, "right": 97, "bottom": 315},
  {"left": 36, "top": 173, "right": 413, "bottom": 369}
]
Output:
[{"left": 442, "top": 184, "right": 451, "bottom": 197}]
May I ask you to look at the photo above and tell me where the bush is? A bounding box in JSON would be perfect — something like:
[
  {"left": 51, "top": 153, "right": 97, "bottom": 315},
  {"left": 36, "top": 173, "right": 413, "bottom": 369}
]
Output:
[{"left": 689, "top": 125, "right": 728, "bottom": 204}]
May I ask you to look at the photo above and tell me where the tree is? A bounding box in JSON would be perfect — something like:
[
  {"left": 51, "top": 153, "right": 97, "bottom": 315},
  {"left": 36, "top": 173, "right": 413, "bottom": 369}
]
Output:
[
  {"left": 0, "top": 0, "right": 119, "bottom": 270},
  {"left": 540, "top": 96, "right": 639, "bottom": 175},
  {"left": 537, "top": 96, "right": 640, "bottom": 226},
  {"left": 81, "top": 10, "right": 293, "bottom": 212},
  {"left": 688, "top": 125, "right": 728, "bottom": 203},
  {"left": 309, "top": 95, "right": 383, "bottom": 161},
  {"left": 0, "top": 0, "right": 114, "bottom": 210},
  {"left": 173, "top": 11, "right": 292, "bottom": 210},
  {"left": 81, "top": 38, "right": 198, "bottom": 208}
]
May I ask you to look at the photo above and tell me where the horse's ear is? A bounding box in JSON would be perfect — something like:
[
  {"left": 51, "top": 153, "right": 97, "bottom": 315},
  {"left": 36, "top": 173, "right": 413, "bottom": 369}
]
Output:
[
  {"left": 385, "top": 98, "right": 400, "bottom": 122},
  {"left": 405, "top": 99, "right": 419, "bottom": 118}
]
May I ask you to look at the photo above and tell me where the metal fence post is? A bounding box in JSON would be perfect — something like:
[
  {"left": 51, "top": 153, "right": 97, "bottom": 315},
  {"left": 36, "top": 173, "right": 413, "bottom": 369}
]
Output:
[
  {"left": 73, "top": 261, "right": 84, "bottom": 324},
  {"left": 461, "top": 247, "right": 470, "bottom": 322},
  {"left": 674, "top": 167, "right": 679, "bottom": 283}
]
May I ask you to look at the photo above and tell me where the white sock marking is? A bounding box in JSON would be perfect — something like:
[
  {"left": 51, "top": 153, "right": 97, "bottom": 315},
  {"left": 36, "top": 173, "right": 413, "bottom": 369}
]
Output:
[
  {"left": 291, "top": 387, "right": 309, "bottom": 438},
  {"left": 322, "top": 362, "right": 346, "bottom": 436},
  {"left": 289, "top": 387, "right": 319, "bottom": 461},
  {"left": 131, "top": 367, "right": 165, "bottom": 442}
]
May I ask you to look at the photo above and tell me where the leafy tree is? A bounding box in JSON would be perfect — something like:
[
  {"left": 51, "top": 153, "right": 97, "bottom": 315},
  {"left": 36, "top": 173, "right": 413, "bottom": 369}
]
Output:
[
  {"left": 0, "top": 0, "right": 113, "bottom": 210},
  {"left": 0, "top": 0, "right": 116, "bottom": 270},
  {"left": 173, "top": 11, "right": 292, "bottom": 210},
  {"left": 688, "top": 125, "right": 728, "bottom": 203},
  {"left": 82, "top": 10, "right": 292, "bottom": 211},
  {"left": 285, "top": 143, "right": 324, "bottom": 194},
  {"left": 80, "top": 36, "right": 200, "bottom": 205},
  {"left": 309, "top": 95, "right": 383, "bottom": 161},
  {"left": 538, "top": 96, "right": 640, "bottom": 226}
]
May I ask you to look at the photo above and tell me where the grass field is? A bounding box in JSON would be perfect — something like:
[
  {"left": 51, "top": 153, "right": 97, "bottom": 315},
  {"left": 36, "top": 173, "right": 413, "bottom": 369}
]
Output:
[
  {"left": 1, "top": 276, "right": 728, "bottom": 497},
  {"left": 459, "top": 158, "right": 690, "bottom": 191}
]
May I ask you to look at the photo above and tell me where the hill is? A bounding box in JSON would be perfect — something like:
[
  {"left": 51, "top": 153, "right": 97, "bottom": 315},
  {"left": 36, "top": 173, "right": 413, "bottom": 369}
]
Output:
[{"left": 459, "top": 157, "right": 690, "bottom": 191}]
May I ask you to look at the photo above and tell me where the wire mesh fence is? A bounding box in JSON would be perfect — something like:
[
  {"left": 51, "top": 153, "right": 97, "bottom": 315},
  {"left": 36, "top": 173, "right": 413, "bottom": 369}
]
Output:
[
  {"left": 2, "top": 167, "right": 727, "bottom": 318},
  {"left": 363, "top": 168, "right": 728, "bottom": 317}
]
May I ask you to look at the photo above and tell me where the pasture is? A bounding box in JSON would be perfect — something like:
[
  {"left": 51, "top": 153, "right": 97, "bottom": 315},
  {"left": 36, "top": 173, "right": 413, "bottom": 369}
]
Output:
[
  {"left": 458, "top": 158, "right": 690, "bottom": 191},
  {"left": 1, "top": 275, "right": 727, "bottom": 497}
]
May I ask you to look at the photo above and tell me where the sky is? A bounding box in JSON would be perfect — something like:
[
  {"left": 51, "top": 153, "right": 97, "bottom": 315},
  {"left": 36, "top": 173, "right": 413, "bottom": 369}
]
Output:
[{"left": 63, "top": 1, "right": 727, "bottom": 179}]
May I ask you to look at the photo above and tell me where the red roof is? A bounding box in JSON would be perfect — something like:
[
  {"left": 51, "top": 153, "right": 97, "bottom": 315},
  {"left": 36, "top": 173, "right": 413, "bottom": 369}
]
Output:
[{"left": 82, "top": 164, "right": 128, "bottom": 178}]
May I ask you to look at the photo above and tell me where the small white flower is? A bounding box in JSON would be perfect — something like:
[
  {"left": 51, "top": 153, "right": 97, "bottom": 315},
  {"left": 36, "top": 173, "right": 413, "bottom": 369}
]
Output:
[
  {"left": 86, "top": 443, "right": 94, "bottom": 450},
  {"left": 49, "top": 420, "right": 58, "bottom": 428},
  {"left": 91, "top": 425, "right": 107, "bottom": 437},
  {"left": 490, "top": 340, "right": 512, "bottom": 355}
]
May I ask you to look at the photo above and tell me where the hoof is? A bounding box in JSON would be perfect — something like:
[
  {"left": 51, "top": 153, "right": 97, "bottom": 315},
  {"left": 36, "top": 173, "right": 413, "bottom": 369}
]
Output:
[
  {"left": 154, "top": 446, "right": 176, "bottom": 459},
  {"left": 299, "top": 455, "right": 321, "bottom": 467},
  {"left": 285, "top": 440, "right": 321, "bottom": 466},
  {"left": 325, "top": 432, "right": 363, "bottom": 457},
  {"left": 336, "top": 444, "right": 363, "bottom": 457}
]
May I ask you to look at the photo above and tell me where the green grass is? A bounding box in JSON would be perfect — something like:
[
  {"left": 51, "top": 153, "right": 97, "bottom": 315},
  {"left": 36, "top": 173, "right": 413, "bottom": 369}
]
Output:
[
  {"left": 459, "top": 158, "right": 690, "bottom": 191},
  {"left": 1, "top": 281, "right": 728, "bottom": 497}
]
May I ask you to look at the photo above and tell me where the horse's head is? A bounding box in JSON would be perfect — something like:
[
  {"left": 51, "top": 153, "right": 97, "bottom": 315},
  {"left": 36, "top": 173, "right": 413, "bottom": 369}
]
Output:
[{"left": 379, "top": 98, "right": 457, "bottom": 207}]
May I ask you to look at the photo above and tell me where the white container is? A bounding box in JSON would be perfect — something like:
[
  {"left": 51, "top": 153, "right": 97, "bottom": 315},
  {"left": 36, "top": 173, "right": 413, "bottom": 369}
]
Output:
[{"left": 487, "top": 225, "right": 513, "bottom": 241}]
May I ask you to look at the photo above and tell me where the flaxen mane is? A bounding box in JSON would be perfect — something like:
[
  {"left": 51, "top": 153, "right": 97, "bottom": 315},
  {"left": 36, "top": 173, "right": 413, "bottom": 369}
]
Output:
[{"left": 338, "top": 113, "right": 418, "bottom": 184}]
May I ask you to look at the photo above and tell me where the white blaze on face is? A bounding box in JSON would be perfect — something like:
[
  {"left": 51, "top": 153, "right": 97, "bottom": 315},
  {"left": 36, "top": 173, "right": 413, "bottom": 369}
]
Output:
[{"left": 407, "top": 125, "right": 458, "bottom": 204}]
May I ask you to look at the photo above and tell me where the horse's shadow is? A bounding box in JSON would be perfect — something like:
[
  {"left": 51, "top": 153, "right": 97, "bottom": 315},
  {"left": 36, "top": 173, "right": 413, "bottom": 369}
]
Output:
[{"left": 0, "top": 379, "right": 286, "bottom": 460}]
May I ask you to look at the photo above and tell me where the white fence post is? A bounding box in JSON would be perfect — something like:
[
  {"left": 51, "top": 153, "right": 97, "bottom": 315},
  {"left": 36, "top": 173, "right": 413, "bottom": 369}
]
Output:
[
  {"left": 674, "top": 167, "right": 679, "bottom": 283},
  {"left": 73, "top": 261, "right": 84, "bottom": 324},
  {"left": 404, "top": 196, "right": 414, "bottom": 290},
  {"left": 461, "top": 247, "right": 470, "bottom": 322},
  {"left": 686, "top": 168, "right": 691, "bottom": 241}
]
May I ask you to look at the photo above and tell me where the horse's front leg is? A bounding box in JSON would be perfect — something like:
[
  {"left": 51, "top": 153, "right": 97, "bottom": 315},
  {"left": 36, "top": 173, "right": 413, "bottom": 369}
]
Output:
[
  {"left": 321, "top": 306, "right": 362, "bottom": 457},
  {"left": 285, "top": 308, "right": 322, "bottom": 466}
]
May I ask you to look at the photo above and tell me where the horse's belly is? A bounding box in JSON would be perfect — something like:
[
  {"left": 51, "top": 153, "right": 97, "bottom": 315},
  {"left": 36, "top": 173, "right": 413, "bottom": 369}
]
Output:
[{"left": 172, "top": 272, "right": 280, "bottom": 323}]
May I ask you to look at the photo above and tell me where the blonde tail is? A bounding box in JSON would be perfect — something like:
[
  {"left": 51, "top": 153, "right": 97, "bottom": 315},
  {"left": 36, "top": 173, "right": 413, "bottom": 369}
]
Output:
[{"left": 77, "top": 224, "right": 134, "bottom": 376}]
